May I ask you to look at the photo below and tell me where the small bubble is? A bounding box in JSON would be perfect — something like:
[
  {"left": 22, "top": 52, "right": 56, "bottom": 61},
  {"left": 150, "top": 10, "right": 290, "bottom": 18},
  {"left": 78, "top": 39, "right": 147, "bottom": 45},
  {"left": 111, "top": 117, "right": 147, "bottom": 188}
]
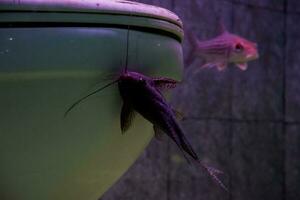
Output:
[
  {"left": 5, "top": 49, "right": 9, "bottom": 53},
  {"left": 8, "top": 37, "right": 13, "bottom": 41},
  {"left": 157, "top": 43, "right": 161, "bottom": 47}
]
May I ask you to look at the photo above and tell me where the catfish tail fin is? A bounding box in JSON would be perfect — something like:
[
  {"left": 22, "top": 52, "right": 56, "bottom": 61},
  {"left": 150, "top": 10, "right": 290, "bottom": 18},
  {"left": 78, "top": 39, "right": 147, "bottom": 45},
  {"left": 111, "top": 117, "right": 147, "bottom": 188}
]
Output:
[{"left": 194, "top": 160, "right": 229, "bottom": 193}]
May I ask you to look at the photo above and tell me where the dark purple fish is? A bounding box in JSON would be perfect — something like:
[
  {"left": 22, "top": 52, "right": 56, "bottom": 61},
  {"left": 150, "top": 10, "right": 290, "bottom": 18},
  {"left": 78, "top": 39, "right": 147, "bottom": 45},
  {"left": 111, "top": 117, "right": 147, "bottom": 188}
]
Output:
[
  {"left": 118, "top": 71, "right": 196, "bottom": 157},
  {"left": 65, "top": 70, "right": 228, "bottom": 192}
]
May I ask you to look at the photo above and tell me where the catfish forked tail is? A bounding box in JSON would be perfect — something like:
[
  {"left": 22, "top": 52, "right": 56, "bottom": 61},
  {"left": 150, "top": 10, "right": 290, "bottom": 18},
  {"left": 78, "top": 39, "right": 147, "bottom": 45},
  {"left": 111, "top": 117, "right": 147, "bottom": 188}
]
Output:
[
  {"left": 193, "top": 159, "right": 229, "bottom": 192},
  {"left": 174, "top": 128, "right": 229, "bottom": 192},
  {"left": 175, "top": 137, "right": 229, "bottom": 192},
  {"left": 177, "top": 134, "right": 229, "bottom": 192}
]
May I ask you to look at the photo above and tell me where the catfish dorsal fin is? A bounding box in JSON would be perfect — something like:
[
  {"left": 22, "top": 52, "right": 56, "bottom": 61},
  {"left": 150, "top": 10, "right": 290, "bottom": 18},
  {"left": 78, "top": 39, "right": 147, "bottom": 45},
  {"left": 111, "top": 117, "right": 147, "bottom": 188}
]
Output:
[{"left": 153, "top": 77, "right": 179, "bottom": 91}]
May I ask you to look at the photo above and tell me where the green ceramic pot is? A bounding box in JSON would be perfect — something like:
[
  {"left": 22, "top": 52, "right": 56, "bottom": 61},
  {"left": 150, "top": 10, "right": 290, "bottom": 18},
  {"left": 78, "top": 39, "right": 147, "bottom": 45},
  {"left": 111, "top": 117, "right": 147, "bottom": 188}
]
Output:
[{"left": 0, "top": 0, "right": 183, "bottom": 199}]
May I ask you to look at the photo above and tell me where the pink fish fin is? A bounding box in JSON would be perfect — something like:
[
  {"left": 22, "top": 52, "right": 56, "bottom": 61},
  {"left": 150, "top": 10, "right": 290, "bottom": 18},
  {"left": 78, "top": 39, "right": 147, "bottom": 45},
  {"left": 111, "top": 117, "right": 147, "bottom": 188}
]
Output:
[
  {"left": 236, "top": 62, "right": 248, "bottom": 71},
  {"left": 185, "top": 50, "right": 196, "bottom": 67},
  {"left": 217, "top": 17, "right": 228, "bottom": 35},
  {"left": 153, "top": 77, "right": 179, "bottom": 91},
  {"left": 190, "top": 62, "right": 213, "bottom": 74},
  {"left": 194, "top": 160, "right": 229, "bottom": 192},
  {"left": 120, "top": 102, "right": 136, "bottom": 134},
  {"left": 185, "top": 29, "right": 200, "bottom": 51},
  {"left": 216, "top": 62, "right": 228, "bottom": 71},
  {"left": 201, "top": 62, "right": 216, "bottom": 69},
  {"left": 153, "top": 125, "right": 165, "bottom": 141},
  {"left": 200, "top": 61, "right": 227, "bottom": 71},
  {"left": 184, "top": 29, "right": 200, "bottom": 67}
]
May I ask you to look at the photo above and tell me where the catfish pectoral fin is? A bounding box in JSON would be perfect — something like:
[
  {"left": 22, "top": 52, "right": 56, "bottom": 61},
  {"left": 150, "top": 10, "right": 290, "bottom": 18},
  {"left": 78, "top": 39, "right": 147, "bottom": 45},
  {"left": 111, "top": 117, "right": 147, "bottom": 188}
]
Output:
[
  {"left": 153, "top": 125, "right": 165, "bottom": 140},
  {"left": 120, "top": 103, "right": 136, "bottom": 134},
  {"left": 153, "top": 78, "right": 179, "bottom": 91},
  {"left": 172, "top": 108, "right": 184, "bottom": 121}
]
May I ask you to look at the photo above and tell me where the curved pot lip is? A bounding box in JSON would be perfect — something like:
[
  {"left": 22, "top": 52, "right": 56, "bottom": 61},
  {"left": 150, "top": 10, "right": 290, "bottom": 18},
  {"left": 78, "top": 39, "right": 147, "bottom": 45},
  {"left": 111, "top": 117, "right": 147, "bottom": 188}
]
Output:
[{"left": 0, "top": 0, "right": 183, "bottom": 41}]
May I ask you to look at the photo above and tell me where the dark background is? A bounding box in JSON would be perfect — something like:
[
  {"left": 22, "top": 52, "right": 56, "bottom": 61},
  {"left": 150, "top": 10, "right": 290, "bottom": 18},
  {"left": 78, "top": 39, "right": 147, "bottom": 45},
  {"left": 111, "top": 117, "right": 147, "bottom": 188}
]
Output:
[{"left": 101, "top": 0, "right": 300, "bottom": 199}]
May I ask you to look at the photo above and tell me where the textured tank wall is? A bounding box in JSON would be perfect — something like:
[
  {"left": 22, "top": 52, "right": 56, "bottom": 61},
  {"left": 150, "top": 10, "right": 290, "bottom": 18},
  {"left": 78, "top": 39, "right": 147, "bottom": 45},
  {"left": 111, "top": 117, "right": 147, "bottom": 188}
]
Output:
[{"left": 101, "top": 0, "right": 300, "bottom": 200}]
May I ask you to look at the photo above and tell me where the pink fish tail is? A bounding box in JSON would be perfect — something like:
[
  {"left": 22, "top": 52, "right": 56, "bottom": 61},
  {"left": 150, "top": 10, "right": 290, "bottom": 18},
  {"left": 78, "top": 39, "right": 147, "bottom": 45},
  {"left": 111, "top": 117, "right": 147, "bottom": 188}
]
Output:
[
  {"left": 186, "top": 30, "right": 198, "bottom": 51},
  {"left": 185, "top": 30, "right": 199, "bottom": 67}
]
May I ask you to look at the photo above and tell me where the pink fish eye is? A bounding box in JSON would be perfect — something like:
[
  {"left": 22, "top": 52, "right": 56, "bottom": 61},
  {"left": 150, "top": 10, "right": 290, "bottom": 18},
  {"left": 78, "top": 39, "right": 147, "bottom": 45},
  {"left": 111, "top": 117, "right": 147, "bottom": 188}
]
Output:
[{"left": 235, "top": 43, "right": 244, "bottom": 52}]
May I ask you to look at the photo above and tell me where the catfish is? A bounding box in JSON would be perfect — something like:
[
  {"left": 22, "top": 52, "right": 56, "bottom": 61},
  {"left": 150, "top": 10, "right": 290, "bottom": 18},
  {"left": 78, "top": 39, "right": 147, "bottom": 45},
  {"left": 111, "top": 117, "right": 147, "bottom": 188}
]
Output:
[{"left": 65, "top": 70, "right": 228, "bottom": 192}]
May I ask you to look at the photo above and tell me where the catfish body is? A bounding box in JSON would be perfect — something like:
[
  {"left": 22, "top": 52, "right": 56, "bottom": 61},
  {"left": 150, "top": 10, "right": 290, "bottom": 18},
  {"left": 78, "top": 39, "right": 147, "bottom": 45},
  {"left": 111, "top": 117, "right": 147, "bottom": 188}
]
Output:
[
  {"left": 65, "top": 70, "right": 228, "bottom": 191},
  {"left": 118, "top": 71, "right": 198, "bottom": 160}
]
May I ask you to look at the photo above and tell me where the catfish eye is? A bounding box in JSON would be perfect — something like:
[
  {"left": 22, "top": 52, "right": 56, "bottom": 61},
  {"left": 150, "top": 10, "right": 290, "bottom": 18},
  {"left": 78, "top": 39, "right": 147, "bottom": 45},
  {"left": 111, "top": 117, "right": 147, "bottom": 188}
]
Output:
[{"left": 235, "top": 43, "right": 244, "bottom": 52}]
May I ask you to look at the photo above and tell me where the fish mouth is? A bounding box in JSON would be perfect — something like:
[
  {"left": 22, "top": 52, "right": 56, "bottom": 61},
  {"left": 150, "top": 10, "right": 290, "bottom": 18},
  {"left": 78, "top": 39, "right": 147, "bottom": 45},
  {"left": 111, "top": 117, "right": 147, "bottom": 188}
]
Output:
[{"left": 246, "top": 52, "right": 259, "bottom": 61}]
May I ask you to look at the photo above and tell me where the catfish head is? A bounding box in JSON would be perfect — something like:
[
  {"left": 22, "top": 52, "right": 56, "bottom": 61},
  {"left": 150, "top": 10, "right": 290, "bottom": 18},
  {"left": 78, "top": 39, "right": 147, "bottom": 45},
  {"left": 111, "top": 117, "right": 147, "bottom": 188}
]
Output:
[{"left": 118, "top": 71, "right": 151, "bottom": 101}]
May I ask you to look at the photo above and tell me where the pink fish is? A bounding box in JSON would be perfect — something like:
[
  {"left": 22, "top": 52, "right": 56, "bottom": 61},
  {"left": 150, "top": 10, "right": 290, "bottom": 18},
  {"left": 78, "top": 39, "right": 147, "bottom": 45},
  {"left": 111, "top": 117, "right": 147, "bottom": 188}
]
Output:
[{"left": 186, "top": 25, "right": 259, "bottom": 71}]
